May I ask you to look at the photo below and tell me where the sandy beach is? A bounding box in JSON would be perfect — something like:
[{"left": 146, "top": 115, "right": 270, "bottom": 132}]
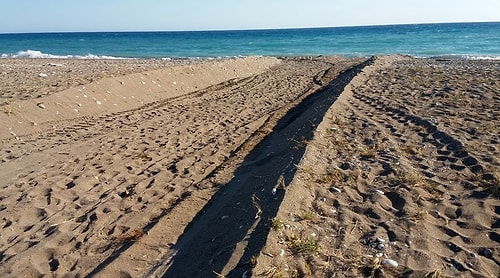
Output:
[{"left": 0, "top": 56, "right": 498, "bottom": 277}]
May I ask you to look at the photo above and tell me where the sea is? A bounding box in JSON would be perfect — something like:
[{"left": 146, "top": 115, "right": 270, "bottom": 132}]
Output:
[{"left": 0, "top": 22, "right": 499, "bottom": 60}]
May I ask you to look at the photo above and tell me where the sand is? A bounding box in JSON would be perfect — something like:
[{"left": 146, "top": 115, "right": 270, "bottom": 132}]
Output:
[{"left": 0, "top": 56, "right": 498, "bottom": 278}]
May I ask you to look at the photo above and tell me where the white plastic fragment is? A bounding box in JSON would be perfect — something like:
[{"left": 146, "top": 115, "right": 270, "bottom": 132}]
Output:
[
  {"left": 374, "top": 189, "right": 385, "bottom": 195},
  {"left": 381, "top": 259, "right": 399, "bottom": 268},
  {"left": 37, "top": 103, "right": 46, "bottom": 109},
  {"left": 38, "top": 73, "right": 48, "bottom": 77}
]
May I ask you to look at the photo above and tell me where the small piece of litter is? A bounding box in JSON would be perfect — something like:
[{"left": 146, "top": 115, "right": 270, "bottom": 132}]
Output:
[
  {"left": 330, "top": 186, "right": 342, "bottom": 193},
  {"left": 381, "top": 259, "right": 398, "bottom": 268}
]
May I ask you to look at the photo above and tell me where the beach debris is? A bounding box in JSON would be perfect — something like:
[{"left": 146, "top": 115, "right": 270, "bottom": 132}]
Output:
[
  {"left": 251, "top": 194, "right": 262, "bottom": 219},
  {"left": 9, "top": 131, "right": 20, "bottom": 140},
  {"left": 374, "top": 189, "right": 385, "bottom": 195},
  {"left": 271, "top": 188, "right": 277, "bottom": 196},
  {"left": 381, "top": 259, "right": 399, "bottom": 268},
  {"left": 112, "top": 229, "right": 145, "bottom": 242},
  {"left": 37, "top": 103, "right": 46, "bottom": 109},
  {"left": 38, "top": 73, "right": 48, "bottom": 77},
  {"left": 330, "top": 186, "right": 342, "bottom": 193}
]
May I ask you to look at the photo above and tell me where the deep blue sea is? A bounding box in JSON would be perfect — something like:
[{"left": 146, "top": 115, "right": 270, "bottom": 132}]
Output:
[{"left": 0, "top": 22, "right": 499, "bottom": 59}]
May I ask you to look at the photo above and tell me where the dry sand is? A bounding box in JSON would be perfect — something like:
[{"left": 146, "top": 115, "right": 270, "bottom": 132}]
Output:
[{"left": 0, "top": 56, "right": 498, "bottom": 278}]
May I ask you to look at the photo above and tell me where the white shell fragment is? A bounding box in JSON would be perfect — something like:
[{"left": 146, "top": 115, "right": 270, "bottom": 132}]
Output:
[
  {"left": 37, "top": 103, "right": 46, "bottom": 109},
  {"left": 331, "top": 186, "right": 342, "bottom": 193},
  {"left": 381, "top": 259, "right": 399, "bottom": 268}
]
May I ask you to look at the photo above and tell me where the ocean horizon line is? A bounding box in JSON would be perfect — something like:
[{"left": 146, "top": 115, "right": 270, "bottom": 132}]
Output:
[{"left": 1, "top": 20, "right": 499, "bottom": 35}]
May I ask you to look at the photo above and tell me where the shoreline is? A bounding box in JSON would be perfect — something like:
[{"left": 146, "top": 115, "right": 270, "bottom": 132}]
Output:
[
  {"left": 2, "top": 52, "right": 500, "bottom": 61},
  {"left": 0, "top": 55, "right": 498, "bottom": 277}
]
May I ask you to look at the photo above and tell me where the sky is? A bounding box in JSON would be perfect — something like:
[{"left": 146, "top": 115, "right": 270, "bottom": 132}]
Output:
[{"left": 1, "top": 0, "right": 499, "bottom": 33}]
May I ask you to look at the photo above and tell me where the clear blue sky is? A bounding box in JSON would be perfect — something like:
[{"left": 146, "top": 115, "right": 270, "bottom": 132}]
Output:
[{"left": 1, "top": 0, "right": 499, "bottom": 33}]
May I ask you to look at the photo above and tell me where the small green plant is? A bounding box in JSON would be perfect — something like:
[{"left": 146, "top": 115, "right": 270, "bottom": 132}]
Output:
[
  {"left": 261, "top": 265, "right": 285, "bottom": 278},
  {"left": 423, "top": 270, "right": 446, "bottom": 278},
  {"left": 298, "top": 211, "right": 314, "bottom": 221},
  {"left": 354, "top": 255, "right": 383, "bottom": 278},
  {"left": 288, "top": 235, "right": 319, "bottom": 255},
  {"left": 315, "top": 169, "right": 342, "bottom": 184},
  {"left": 420, "top": 179, "right": 444, "bottom": 199},
  {"left": 271, "top": 218, "right": 285, "bottom": 231},
  {"left": 393, "top": 169, "right": 423, "bottom": 187}
]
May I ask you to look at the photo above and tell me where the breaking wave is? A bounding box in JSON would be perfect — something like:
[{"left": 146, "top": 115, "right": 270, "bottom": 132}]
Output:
[{"left": 1, "top": 50, "right": 128, "bottom": 59}]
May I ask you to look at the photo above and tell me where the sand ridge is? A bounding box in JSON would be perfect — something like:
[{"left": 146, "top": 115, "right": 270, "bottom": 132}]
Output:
[{"left": 0, "top": 57, "right": 279, "bottom": 140}]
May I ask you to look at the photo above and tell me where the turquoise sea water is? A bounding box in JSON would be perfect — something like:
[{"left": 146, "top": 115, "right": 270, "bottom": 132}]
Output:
[{"left": 0, "top": 22, "right": 499, "bottom": 59}]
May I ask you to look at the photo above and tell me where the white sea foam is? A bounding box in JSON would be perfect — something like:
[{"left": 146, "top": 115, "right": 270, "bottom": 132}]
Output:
[
  {"left": 0, "top": 50, "right": 128, "bottom": 59},
  {"left": 424, "top": 54, "right": 500, "bottom": 61}
]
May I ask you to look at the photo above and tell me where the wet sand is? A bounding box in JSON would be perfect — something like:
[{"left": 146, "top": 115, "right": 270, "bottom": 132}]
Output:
[{"left": 0, "top": 56, "right": 498, "bottom": 277}]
